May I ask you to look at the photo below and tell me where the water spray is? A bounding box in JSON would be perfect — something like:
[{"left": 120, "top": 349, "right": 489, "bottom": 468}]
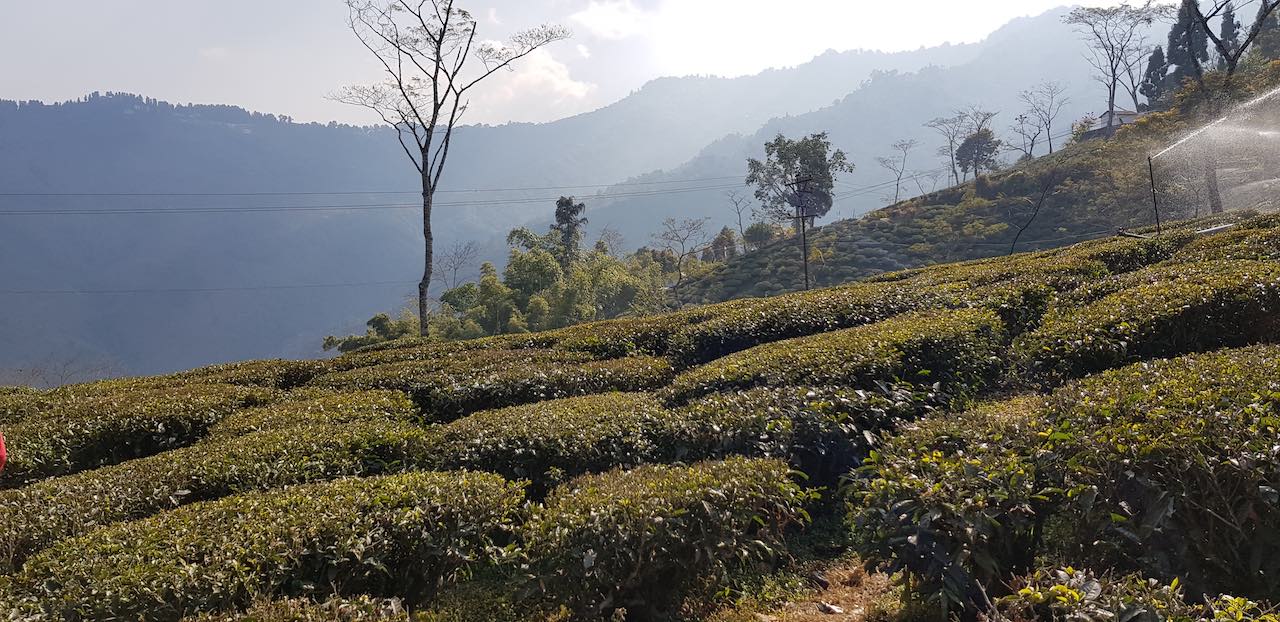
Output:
[
  {"left": 1152, "top": 84, "right": 1280, "bottom": 160},
  {"left": 1148, "top": 156, "right": 1162, "bottom": 235}
]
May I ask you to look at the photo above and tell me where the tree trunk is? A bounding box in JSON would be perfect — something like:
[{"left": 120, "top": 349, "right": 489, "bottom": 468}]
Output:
[
  {"left": 1205, "top": 159, "right": 1225, "bottom": 214},
  {"left": 418, "top": 175, "right": 435, "bottom": 338},
  {"left": 1107, "top": 84, "right": 1118, "bottom": 128}
]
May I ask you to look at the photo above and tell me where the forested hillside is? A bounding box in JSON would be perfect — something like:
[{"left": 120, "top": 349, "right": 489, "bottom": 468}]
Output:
[
  {"left": 585, "top": 8, "right": 1108, "bottom": 237},
  {"left": 681, "top": 61, "right": 1280, "bottom": 303},
  {"left": 3, "top": 205, "right": 1279, "bottom": 620}
]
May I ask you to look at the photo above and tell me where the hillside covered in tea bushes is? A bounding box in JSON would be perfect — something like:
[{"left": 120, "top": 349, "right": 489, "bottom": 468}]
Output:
[
  {"left": 680, "top": 62, "right": 1280, "bottom": 305},
  {"left": 2, "top": 209, "right": 1280, "bottom": 621}
]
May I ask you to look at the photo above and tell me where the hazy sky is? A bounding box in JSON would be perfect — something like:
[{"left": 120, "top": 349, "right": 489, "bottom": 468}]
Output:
[{"left": 0, "top": 1, "right": 1128, "bottom": 125}]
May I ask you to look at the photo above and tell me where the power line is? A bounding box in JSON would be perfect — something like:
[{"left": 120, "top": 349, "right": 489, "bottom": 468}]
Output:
[
  {"left": 0, "top": 280, "right": 418, "bottom": 296},
  {"left": 0, "top": 175, "right": 745, "bottom": 198},
  {"left": 0, "top": 183, "right": 746, "bottom": 216}
]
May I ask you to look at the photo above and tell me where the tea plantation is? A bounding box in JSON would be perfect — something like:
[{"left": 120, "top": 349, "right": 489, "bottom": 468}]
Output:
[{"left": 3, "top": 211, "right": 1280, "bottom": 621}]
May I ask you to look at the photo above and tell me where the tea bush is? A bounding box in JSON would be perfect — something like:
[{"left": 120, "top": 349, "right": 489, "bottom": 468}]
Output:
[
  {"left": 0, "top": 421, "right": 433, "bottom": 573},
  {"left": 189, "top": 597, "right": 416, "bottom": 621},
  {"left": 676, "top": 384, "right": 945, "bottom": 484},
  {"left": 995, "top": 567, "right": 1198, "bottom": 622},
  {"left": 849, "top": 397, "right": 1050, "bottom": 612},
  {"left": 1042, "top": 346, "right": 1280, "bottom": 600},
  {"left": 853, "top": 345, "right": 1280, "bottom": 609},
  {"left": 426, "top": 392, "right": 679, "bottom": 492},
  {"left": 0, "top": 383, "right": 274, "bottom": 487},
  {"left": 7, "top": 471, "right": 525, "bottom": 621},
  {"left": 666, "top": 308, "right": 1005, "bottom": 404},
  {"left": 537, "top": 306, "right": 725, "bottom": 358},
  {"left": 522, "top": 458, "right": 812, "bottom": 619},
  {"left": 310, "top": 352, "right": 674, "bottom": 421},
  {"left": 205, "top": 390, "right": 418, "bottom": 440},
  {"left": 665, "top": 281, "right": 961, "bottom": 366},
  {"left": 166, "top": 359, "right": 329, "bottom": 390},
  {"left": 1017, "top": 260, "right": 1280, "bottom": 377},
  {"left": 1167, "top": 225, "right": 1280, "bottom": 264}
]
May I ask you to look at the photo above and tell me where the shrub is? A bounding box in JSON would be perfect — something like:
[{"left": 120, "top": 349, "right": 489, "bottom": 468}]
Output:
[
  {"left": 324, "top": 337, "right": 529, "bottom": 374},
  {"left": 426, "top": 392, "right": 676, "bottom": 492},
  {"left": 849, "top": 397, "right": 1050, "bottom": 612},
  {"left": 666, "top": 308, "right": 1005, "bottom": 405},
  {"left": 311, "top": 351, "right": 674, "bottom": 422},
  {"left": 995, "top": 567, "right": 1199, "bottom": 622},
  {"left": 853, "top": 346, "right": 1280, "bottom": 609},
  {"left": 0, "top": 421, "right": 434, "bottom": 573},
  {"left": 1168, "top": 225, "right": 1280, "bottom": 264},
  {"left": 1041, "top": 231, "right": 1195, "bottom": 274},
  {"left": 166, "top": 359, "right": 329, "bottom": 390},
  {"left": 0, "top": 383, "right": 275, "bottom": 488},
  {"left": 189, "top": 597, "right": 415, "bottom": 621},
  {"left": 522, "top": 458, "right": 812, "bottom": 619},
  {"left": 536, "top": 307, "right": 721, "bottom": 358},
  {"left": 665, "top": 282, "right": 963, "bottom": 366},
  {"left": 1042, "top": 346, "right": 1280, "bottom": 600},
  {"left": 1016, "top": 260, "right": 1280, "bottom": 377},
  {"left": 8, "top": 471, "right": 526, "bottom": 621},
  {"left": 676, "top": 385, "right": 945, "bottom": 484},
  {"left": 206, "top": 390, "right": 418, "bottom": 441}
]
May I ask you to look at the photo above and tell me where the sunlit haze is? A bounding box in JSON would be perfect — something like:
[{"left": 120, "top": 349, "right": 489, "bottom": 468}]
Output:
[{"left": 0, "top": 0, "right": 1129, "bottom": 125}]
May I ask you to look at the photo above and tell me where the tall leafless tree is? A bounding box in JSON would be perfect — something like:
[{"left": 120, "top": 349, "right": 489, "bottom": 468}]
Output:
[
  {"left": 1008, "top": 113, "right": 1045, "bottom": 160},
  {"left": 1019, "top": 81, "right": 1071, "bottom": 153},
  {"left": 925, "top": 114, "right": 967, "bottom": 186},
  {"left": 1190, "top": 0, "right": 1280, "bottom": 79},
  {"left": 1066, "top": 2, "right": 1169, "bottom": 128},
  {"left": 433, "top": 239, "right": 479, "bottom": 290},
  {"left": 726, "top": 190, "right": 753, "bottom": 251},
  {"left": 594, "top": 226, "right": 625, "bottom": 257},
  {"left": 334, "top": 1, "right": 569, "bottom": 337},
  {"left": 653, "top": 217, "right": 709, "bottom": 305},
  {"left": 876, "top": 139, "right": 918, "bottom": 204}
]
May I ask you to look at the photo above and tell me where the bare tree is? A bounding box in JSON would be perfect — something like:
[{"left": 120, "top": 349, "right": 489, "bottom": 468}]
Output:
[
  {"left": 925, "top": 114, "right": 967, "bottom": 186},
  {"left": 433, "top": 239, "right": 479, "bottom": 290},
  {"left": 962, "top": 105, "right": 1000, "bottom": 136},
  {"left": 1019, "top": 81, "right": 1071, "bottom": 153},
  {"left": 0, "top": 354, "right": 124, "bottom": 389},
  {"left": 876, "top": 139, "right": 918, "bottom": 204},
  {"left": 911, "top": 169, "right": 945, "bottom": 196},
  {"left": 334, "top": 1, "right": 569, "bottom": 337},
  {"left": 653, "top": 217, "right": 709, "bottom": 304},
  {"left": 1008, "top": 113, "right": 1045, "bottom": 161},
  {"left": 594, "top": 226, "right": 625, "bottom": 257},
  {"left": 1190, "top": 0, "right": 1280, "bottom": 79},
  {"left": 1065, "top": 2, "right": 1168, "bottom": 128},
  {"left": 726, "top": 190, "right": 753, "bottom": 251}
]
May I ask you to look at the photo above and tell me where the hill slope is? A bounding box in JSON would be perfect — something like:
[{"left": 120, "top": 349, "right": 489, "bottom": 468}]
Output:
[
  {"left": 3, "top": 205, "right": 1280, "bottom": 619},
  {"left": 679, "top": 61, "right": 1280, "bottom": 303}
]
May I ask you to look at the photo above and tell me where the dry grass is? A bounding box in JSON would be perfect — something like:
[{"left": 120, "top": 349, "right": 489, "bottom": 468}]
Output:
[{"left": 708, "top": 560, "right": 896, "bottom": 622}]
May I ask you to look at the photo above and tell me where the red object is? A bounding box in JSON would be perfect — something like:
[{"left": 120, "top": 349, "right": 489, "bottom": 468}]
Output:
[{"left": 0, "top": 432, "right": 6, "bottom": 475}]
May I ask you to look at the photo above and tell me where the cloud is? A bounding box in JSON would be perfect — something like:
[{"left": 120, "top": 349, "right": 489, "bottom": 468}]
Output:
[
  {"left": 468, "top": 49, "right": 599, "bottom": 124},
  {"left": 576, "top": 44, "right": 592, "bottom": 59},
  {"left": 486, "top": 8, "right": 502, "bottom": 25},
  {"left": 570, "top": 0, "right": 652, "bottom": 40}
]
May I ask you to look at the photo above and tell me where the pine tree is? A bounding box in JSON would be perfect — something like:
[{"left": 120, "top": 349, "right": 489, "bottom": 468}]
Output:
[
  {"left": 1140, "top": 46, "right": 1168, "bottom": 109},
  {"left": 1218, "top": 2, "right": 1242, "bottom": 71},
  {"left": 1258, "top": 1, "right": 1280, "bottom": 60},
  {"left": 1166, "top": 0, "right": 1211, "bottom": 90}
]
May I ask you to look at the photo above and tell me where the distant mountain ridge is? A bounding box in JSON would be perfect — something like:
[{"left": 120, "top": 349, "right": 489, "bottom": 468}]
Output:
[{"left": 0, "top": 8, "right": 1090, "bottom": 377}]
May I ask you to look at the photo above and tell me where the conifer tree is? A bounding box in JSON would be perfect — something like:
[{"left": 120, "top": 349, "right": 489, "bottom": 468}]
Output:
[
  {"left": 1139, "top": 46, "right": 1168, "bottom": 108},
  {"left": 1166, "top": 0, "right": 1211, "bottom": 89},
  {"left": 1258, "top": 1, "right": 1280, "bottom": 59},
  {"left": 1217, "top": 2, "right": 1243, "bottom": 70}
]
